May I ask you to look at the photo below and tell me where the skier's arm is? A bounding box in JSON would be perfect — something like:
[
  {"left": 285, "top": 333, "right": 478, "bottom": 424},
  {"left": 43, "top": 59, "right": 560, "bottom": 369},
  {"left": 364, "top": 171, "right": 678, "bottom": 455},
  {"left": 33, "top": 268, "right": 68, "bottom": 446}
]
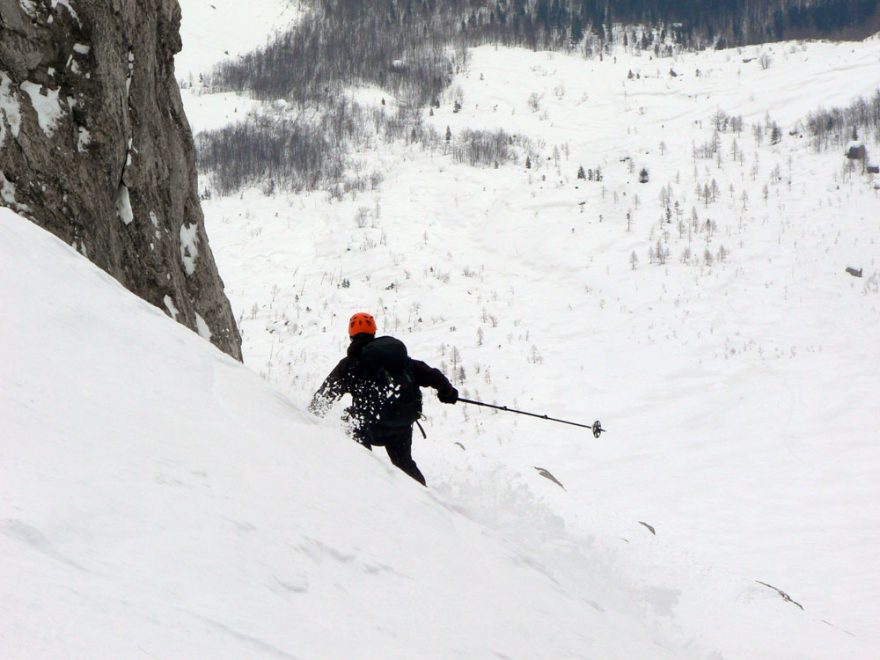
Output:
[
  {"left": 412, "top": 360, "right": 458, "bottom": 403},
  {"left": 309, "top": 359, "right": 351, "bottom": 416}
]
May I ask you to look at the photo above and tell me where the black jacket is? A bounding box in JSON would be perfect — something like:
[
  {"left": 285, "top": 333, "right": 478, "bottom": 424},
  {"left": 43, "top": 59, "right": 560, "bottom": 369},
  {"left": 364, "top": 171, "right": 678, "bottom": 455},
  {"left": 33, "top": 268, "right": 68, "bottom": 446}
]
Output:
[{"left": 309, "top": 334, "right": 455, "bottom": 427}]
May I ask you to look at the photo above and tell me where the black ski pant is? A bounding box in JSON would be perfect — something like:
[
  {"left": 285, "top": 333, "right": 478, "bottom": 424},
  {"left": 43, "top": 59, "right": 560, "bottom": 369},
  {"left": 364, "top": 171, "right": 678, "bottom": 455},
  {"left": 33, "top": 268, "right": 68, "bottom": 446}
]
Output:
[{"left": 360, "top": 426, "right": 426, "bottom": 486}]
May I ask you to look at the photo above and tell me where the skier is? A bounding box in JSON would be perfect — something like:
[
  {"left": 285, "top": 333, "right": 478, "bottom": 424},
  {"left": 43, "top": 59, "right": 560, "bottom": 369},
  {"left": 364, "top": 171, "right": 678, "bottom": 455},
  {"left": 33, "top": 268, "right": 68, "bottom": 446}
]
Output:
[{"left": 309, "top": 312, "right": 459, "bottom": 485}]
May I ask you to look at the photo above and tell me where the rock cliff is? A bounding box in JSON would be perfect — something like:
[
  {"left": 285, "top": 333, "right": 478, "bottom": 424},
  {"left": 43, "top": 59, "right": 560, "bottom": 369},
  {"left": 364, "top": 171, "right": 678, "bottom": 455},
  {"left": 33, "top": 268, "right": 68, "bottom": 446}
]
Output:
[{"left": 0, "top": 0, "right": 242, "bottom": 359}]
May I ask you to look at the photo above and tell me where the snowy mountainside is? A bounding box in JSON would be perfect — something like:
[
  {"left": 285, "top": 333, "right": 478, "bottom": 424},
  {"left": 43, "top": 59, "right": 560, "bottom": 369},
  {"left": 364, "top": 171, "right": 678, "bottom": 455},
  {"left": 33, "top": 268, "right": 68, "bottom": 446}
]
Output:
[
  {"left": 2, "top": 0, "right": 873, "bottom": 654},
  {"left": 181, "top": 16, "right": 880, "bottom": 652},
  {"left": 3, "top": 208, "right": 865, "bottom": 657},
  {"left": 175, "top": 0, "right": 301, "bottom": 84},
  {"left": 0, "top": 210, "right": 642, "bottom": 657}
]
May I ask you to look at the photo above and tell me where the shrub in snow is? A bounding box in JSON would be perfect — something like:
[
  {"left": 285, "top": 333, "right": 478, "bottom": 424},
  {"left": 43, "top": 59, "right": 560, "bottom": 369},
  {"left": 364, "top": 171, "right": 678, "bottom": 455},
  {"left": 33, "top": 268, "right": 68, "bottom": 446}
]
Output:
[
  {"left": 452, "top": 129, "right": 525, "bottom": 167},
  {"left": 527, "top": 92, "right": 541, "bottom": 113}
]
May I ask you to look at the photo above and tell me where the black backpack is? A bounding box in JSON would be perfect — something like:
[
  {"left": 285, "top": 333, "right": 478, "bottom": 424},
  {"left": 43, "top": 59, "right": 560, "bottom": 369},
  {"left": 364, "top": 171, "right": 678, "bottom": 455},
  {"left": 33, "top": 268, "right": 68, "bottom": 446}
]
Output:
[{"left": 354, "top": 336, "right": 423, "bottom": 432}]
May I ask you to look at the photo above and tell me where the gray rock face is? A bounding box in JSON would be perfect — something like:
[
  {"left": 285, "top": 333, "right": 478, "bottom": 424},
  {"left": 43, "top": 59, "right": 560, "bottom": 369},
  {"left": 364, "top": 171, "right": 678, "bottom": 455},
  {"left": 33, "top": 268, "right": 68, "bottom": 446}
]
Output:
[{"left": 1, "top": 0, "right": 242, "bottom": 360}]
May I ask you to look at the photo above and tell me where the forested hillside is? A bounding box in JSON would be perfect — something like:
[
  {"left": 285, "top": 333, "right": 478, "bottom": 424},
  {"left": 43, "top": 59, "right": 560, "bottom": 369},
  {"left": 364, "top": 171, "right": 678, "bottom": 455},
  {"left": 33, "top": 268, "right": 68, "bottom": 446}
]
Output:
[
  {"left": 196, "top": 0, "right": 879, "bottom": 196},
  {"left": 210, "top": 1, "right": 880, "bottom": 98}
]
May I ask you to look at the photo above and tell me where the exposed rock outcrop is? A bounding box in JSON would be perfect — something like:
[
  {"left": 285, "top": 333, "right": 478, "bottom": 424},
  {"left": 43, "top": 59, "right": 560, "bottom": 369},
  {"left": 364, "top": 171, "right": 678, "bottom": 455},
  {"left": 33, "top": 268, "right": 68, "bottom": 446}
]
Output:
[{"left": 0, "top": 0, "right": 242, "bottom": 359}]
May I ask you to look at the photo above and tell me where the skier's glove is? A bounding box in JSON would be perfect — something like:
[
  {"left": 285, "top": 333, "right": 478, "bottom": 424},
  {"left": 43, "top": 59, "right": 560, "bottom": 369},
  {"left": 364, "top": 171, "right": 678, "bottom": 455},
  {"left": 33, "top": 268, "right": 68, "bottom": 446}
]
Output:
[{"left": 438, "top": 386, "right": 459, "bottom": 404}]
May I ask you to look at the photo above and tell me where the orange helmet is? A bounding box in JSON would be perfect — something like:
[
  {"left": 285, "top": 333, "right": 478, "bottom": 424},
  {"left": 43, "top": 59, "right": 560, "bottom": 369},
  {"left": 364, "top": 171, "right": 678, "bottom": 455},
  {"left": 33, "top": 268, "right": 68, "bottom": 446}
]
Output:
[{"left": 348, "top": 312, "right": 377, "bottom": 337}]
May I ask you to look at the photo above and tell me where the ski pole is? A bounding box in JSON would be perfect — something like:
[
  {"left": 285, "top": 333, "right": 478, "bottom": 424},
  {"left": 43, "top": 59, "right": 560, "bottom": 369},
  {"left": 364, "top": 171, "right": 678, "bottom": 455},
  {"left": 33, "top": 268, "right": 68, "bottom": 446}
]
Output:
[{"left": 458, "top": 398, "right": 606, "bottom": 438}]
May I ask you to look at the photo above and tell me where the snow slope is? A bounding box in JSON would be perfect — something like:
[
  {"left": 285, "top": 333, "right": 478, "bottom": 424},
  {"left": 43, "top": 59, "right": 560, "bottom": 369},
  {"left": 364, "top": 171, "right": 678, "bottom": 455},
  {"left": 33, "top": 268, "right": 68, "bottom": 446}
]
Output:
[
  {"left": 175, "top": 0, "right": 301, "bottom": 83},
  {"left": 0, "top": 210, "right": 639, "bottom": 657},
  {"left": 184, "top": 28, "right": 880, "bottom": 655},
  {"left": 175, "top": 0, "right": 303, "bottom": 134},
  {"left": 3, "top": 1, "right": 878, "bottom": 654},
  {"left": 4, "top": 209, "right": 868, "bottom": 657}
]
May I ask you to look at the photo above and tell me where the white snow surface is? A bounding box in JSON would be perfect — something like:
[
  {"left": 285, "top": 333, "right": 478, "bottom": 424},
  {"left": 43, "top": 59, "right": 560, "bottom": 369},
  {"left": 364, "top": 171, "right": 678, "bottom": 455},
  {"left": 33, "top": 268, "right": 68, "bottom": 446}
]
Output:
[
  {"left": 179, "top": 222, "right": 200, "bottom": 275},
  {"left": 3, "top": 4, "right": 880, "bottom": 655},
  {"left": 114, "top": 183, "right": 133, "bottom": 225},
  {"left": 195, "top": 311, "right": 212, "bottom": 340},
  {"left": 175, "top": 0, "right": 302, "bottom": 127},
  {"left": 187, "top": 33, "right": 880, "bottom": 656},
  {"left": 174, "top": 0, "right": 301, "bottom": 83},
  {"left": 19, "top": 81, "right": 63, "bottom": 136},
  {"left": 163, "top": 293, "right": 180, "bottom": 321},
  {"left": 5, "top": 208, "right": 858, "bottom": 657}
]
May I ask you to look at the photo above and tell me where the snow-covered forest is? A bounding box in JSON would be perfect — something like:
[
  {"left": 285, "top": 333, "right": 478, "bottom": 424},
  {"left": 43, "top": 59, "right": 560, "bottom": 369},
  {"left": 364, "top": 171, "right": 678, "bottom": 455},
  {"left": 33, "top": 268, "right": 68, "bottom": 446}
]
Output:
[{"left": 3, "top": 0, "right": 880, "bottom": 657}]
